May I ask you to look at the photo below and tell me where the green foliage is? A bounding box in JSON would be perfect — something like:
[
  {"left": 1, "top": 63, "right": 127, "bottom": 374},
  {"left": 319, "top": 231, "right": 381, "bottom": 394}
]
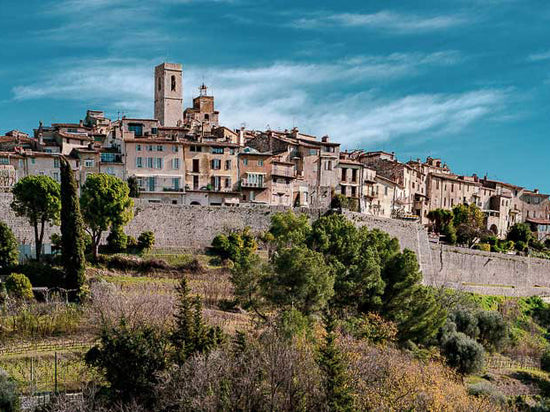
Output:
[
  {"left": 127, "top": 235, "right": 138, "bottom": 249},
  {"left": 127, "top": 176, "right": 140, "bottom": 198},
  {"left": 450, "top": 309, "right": 479, "bottom": 339},
  {"left": 211, "top": 228, "right": 256, "bottom": 262},
  {"left": 11, "top": 175, "right": 61, "bottom": 261},
  {"left": 85, "top": 320, "right": 167, "bottom": 404},
  {"left": 1, "top": 262, "right": 65, "bottom": 288},
  {"left": 80, "top": 174, "right": 134, "bottom": 258},
  {"left": 268, "top": 211, "right": 311, "bottom": 249},
  {"left": 541, "top": 349, "right": 550, "bottom": 372},
  {"left": 476, "top": 310, "right": 507, "bottom": 351},
  {"left": 5, "top": 272, "right": 33, "bottom": 300},
  {"left": 107, "top": 225, "right": 128, "bottom": 252},
  {"left": 343, "top": 312, "right": 398, "bottom": 345},
  {"left": 441, "top": 331, "right": 485, "bottom": 375},
  {"left": 427, "top": 208, "right": 453, "bottom": 234},
  {"left": 474, "top": 243, "right": 490, "bottom": 252},
  {"left": 442, "top": 223, "right": 457, "bottom": 245},
  {"left": 137, "top": 231, "right": 155, "bottom": 251},
  {"left": 0, "top": 221, "right": 18, "bottom": 268},
  {"left": 330, "top": 194, "right": 349, "bottom": 210},
  {"left": 507, "top": 223, "right": 533, "bottom": 246},
  {"left": 453, "top": 204, "right": 487, "bottom": 246},
  {"left": 0, "top": 369, "right": 19, "bottom": 412},
  {"left": 60, "top": 158, "right": 86, "bottom": 293},
  {"left": 264, "top": 246, "right": 334, "bottom": 315},
  {"left": 170, "top": 276, "right": 225, "bottom": 363},
  {"left": 276, "top": 307, "right": 313, "bottom": 340},
  {"left": 317, "top": 313, "right": 354, "bottom": 412},
  {"left": 230, "top": 253, "right": 269, "bottom": 310},
  {"left": 308, "top": 214, "right": 385, "bottom": 312}
]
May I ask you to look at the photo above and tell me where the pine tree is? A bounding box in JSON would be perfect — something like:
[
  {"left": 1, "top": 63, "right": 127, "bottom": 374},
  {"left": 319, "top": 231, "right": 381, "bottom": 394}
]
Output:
[
  {"left": 170, "top": 276, "right": 224, "bottom": 363},
  {"left": 318, "top": 313, "right": 354, "bottom": 412},
  {"left": 60, "top": 158, "right": 86, "bottom": 295}
]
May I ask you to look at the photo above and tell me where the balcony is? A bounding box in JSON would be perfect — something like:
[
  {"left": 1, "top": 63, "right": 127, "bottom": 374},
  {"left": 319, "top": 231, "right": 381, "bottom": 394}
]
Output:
[{"left": 241, "top": 179, "right": 266, "bottom": 189}]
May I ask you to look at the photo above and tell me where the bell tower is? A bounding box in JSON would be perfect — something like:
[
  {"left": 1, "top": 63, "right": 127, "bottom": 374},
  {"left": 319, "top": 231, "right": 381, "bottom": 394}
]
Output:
[{"left": 154, "top": 63, "right": 183, "bottom": 127}]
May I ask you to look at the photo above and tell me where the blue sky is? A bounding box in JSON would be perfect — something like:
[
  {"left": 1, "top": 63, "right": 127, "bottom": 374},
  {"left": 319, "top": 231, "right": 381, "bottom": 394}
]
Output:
[{"left": 1, "top": 0, "right": 549, "bottom": 190}]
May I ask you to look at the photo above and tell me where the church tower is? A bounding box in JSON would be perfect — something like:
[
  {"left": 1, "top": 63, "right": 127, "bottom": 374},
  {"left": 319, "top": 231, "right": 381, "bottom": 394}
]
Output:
[{"left": 154, "top": 63, "right": 183, "bottom": 127}]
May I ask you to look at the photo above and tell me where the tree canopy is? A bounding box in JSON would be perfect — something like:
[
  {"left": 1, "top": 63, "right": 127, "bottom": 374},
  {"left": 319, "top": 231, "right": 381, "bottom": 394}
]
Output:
[
  {"left": 80, "top": 174, "right": 134, "bottom": 259},
  {"left": 0, "top": 221, "right": 18, "bottom": 269},
  {"left": 11, "top": 175, "right": 61, "bottom": 261}
]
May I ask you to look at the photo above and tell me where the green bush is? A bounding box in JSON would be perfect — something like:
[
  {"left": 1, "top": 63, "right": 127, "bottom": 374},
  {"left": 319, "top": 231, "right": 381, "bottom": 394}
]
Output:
[
  {"left": 107, "top": 225, "right": 128, "bottom": 252},
  {"left": 127, "top": 235, "right": 138, "bottom": 249},
  {"left": 442, "top": 223, "right": 457, "bottom": 245},
  {"left": 476, "top": 311, "right": 507, "bottom": 351},
  {"left": 0, "top": 369, "right": 19, "bottom": 412},
  {"left": 0, "top": 222, "right": 18, "bottom": 268},
  {"left": 441, "top": 331, "right": 485, "bottom": 375},
  {"left": 474, "top": 243, "right": 491, "bottom": 252},
  {"left": 5, "top": 273, "right": 33, "bottom": 300},
  {"left": 541, "top": 349, "right": 550, "bottom": 373},
  {"left": 450, "top": 309, "right": 479, "bottom": 339},
  {"left": 138, "top": 231, "right": 155, "bottom": 251}
]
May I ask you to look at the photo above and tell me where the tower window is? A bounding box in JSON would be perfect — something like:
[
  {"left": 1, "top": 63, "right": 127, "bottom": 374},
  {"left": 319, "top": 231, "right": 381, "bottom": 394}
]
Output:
[
  {"left": 171, "top": 75, "right": 176, "bottom": 91},
  {"left": 204, "top": 114, "right": 210, "bottom": 121},
  {"left": 157, "top": 77, "right": 161, "bottom": 91}
]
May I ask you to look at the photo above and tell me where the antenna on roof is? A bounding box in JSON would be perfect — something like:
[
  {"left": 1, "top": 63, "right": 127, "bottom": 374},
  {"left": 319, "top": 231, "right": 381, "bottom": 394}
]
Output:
[{"left": 199, "top": 83, "right": 208, "bottom": 97}]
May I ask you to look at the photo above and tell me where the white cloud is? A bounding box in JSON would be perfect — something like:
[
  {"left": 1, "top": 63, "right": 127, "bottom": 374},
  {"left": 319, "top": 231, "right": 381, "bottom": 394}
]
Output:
[
  {"left": 528, "top": 50, "right": 550, "bottom": 62},
  {"left": 292, "top": 11, "right": 469, "bottom": 33},
  {"left": 11, "top": 55, "right": 506, "bottom": 148}
]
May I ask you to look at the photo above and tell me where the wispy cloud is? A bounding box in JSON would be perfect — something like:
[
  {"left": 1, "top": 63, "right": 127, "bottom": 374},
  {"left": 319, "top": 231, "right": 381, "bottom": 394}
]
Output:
[
  {"left": 11, "top": 55, "right": 506, "bottom": 147},
  {"left": 291, "top": 11, "right": 469, "bottom": 33},
  {"left": 528, "top": 50, "right": 550, "bottom": 62}
]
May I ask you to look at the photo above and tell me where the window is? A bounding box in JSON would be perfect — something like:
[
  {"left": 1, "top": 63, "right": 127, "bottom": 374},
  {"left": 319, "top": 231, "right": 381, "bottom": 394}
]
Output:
[
  {"left": 309, "top": 149, "right": 317, "bottom": 156},
  {"left": 351, "top": 169, "right": 357, "bottom": 182},
  {"left": 136, "top": 157, "right": 143, "bottom": 168},
  {"left": 258, "top": 160, "right": 264, "bottom": 166},
  {"left": 157, "top": 77, "right": 161, "bottom": 91},
  {"left": 211, "top": 159, "right": 221, "bottom": 170},
  {"left": 54, "top": 158, "right": 60, "bottom": 168},
  {"left": 341, "top": 186, "right": 346, "bottom": 195},
  {"left": 225, "top": 178, "right": 231, "bottom": 188},
  {"left": 147, "top": 145, "right": 154, "bottom": 151},
  {"left": 171, "top": 75, "right": 176, "bottom": 91},
  {"left": 137, "top": 144, "right": 142, "bottom": 151},
  {"left": 147, "top": 157, "right": 153, "bottom": 168},
  {"left": 192, "top": 159, "right": 200, "bottom": 173},
  {"left": 225, "top": 160, "right": 231, "bottom": 170},
  {"left": 190, "top": 145, "right": 201, "bottom": 152},
  {"left": 155, "top": 158, "right": 163, "bottom": 169},
  {"left": 128, "top": 123, "right": 143, "bottom": 137},
  {"left": 84, "top": 159, "right": 95, "bottom": 168},
  {"left": 211, "top": 147, "right": 224, "bottom": 154},
  {"left": 172, "top": 145, "right": 179, "bottom": 152},
  {"left": 151, "top": 128, "right": 158, "bottom": 135},
  {"left": 52, "top": 172, "right": 60, "bottom": 182},
  {"left": 172, "top": 158, "right": 180, "bottom": 169},
  {"left": 157, "top": 145, "right": 164, "bottom": 152},
  {"left": 250, "top": 191, "right": 256, "bottom": 201},
  {"left": 341, "top": 168, "right": 347, "bottom": 181},
  {"left": 204, "top": 114, "right": 210, "bottom": 121},
  {"left": 385, "top": 186, "right": 388, "bottom": 196},
  {"left": 243, "top": 158, "right": 248, "bottom": 166},
  {"left": 31, "top": 158, "right": 36, "bottom": 165},
  {"left": 211, "top": 176, "right": 222, "bottom": 191},
  {"left": 172, "top": 178, "right": 181, "bottom": 190},
  {"left": 325, "top": 160, "right": 332, "bottom": 171}
]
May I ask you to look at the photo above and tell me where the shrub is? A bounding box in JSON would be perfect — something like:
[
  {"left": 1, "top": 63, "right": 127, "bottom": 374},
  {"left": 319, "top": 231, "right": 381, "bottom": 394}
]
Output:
[
  {"left": 441, "top": 331, "right": 485, "bottom": 375},
  {"left": 85, "top": 320, "right": 168, "bottom": 405},
  {"left": 5, "top": 273, "right": 33, "bottom": 300},
  {"left": 343, "top": 313, "right": 398, "bottom": 345},
  {"left": 541, "top": 349, "right": 550, "bottom": 372},
  {"left": 127, "top": 235, "right": 138, "bottom": 249},
  {"left": 0, "top": 369, "right": 19, "bottom": 412},
  {"left": 107, "top": 225, "right": 128, "bottom": 252},
  {"left": 515, "top": 241, "right": 527, "bottom": 252},
  {"left": 0, "top": 222, "right": 18, "bottom": 268},
  {"left": 508, "top": 223, "right": 532, "bottom": 245},
  {"left": 1, "top": 262, "right": 65, "bottom": 288},
  {"left": 450, "top": 309, "right": 479, "bottom": 339},
  {"left": 474, "top": 243, "right": 491, "bottom": 252},
  {"left": 331, "top": 194, "right": 348, "bottom": 209},
  {"left": 476, "top": 311, "right": 506, "bottom": 351},
  {"left": 442, "top": 224, "right": 457, "bottom": 245},
  {"left": 138, "top": 231, "right": 155, "bottom": 251}
]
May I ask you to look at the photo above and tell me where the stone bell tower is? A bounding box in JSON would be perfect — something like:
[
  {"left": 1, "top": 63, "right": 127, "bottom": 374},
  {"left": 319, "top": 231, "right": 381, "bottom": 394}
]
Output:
[{"left": 154, "top": 63, "right": 183, "bottom": 127}]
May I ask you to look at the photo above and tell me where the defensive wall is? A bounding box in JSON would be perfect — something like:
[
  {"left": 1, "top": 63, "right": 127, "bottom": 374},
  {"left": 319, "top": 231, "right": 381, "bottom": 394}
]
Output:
[{"left": 1, "top": 193, "right": 549, "bottom": 297}]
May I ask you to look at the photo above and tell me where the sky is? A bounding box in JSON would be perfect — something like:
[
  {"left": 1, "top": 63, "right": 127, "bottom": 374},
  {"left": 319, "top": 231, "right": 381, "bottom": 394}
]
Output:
[{"left": 1, "top": 0, "right": 549, "bottom": 190}]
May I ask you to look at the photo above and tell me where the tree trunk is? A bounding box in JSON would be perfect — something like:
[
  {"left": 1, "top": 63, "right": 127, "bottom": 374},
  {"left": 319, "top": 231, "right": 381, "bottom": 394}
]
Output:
[
  {"left": 34, "top": 222, "right": 41, "bottom": 261},
  {"left": 92, "top": 231, "right": 101, "bottom": 260}
]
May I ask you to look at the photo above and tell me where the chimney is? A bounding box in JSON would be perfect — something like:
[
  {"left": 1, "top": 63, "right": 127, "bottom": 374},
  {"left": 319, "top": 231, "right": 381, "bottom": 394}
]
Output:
[
  {"left": 322, "top": 135, "right": 329, "bottom": 143},
  {"left": 239, "top": 127, "right": 245, "bottom": 147},
  {"left": 535, "top": 189, "right": 540, "bottom": 194},
  {"left": 79, "top": 120, "right": 84, "bottom": 127}
]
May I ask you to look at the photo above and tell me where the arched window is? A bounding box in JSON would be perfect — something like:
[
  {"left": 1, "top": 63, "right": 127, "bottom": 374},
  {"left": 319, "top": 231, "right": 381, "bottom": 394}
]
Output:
[
  {"left": 204, "top": 113, "right": 210, "bottom": 121},
  {"left": 171, "top": 75, "right": 176, "bottom": 91},
  {"left": 157, "top": 77, "right": 161, "bottom": 91}
]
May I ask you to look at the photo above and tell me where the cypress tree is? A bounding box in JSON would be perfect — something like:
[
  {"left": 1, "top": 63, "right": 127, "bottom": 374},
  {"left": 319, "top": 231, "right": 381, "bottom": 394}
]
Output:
[
  {"left": 60, "top": 158, "right": 86, "bottom": 295},
  {"left": 318, "top": 313, "right": 354, "bottom": 412}
]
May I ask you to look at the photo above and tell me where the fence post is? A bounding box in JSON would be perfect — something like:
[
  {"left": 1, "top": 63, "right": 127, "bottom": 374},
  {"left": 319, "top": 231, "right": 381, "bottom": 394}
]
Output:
[{"left": 54, "top": 351, "right": 58, "bottom": 395}]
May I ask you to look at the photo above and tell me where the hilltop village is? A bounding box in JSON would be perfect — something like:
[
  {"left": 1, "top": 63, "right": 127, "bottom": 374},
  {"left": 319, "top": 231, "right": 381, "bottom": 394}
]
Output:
[{"left": 0, "top": 62, "right": 548, "bottom": 240}]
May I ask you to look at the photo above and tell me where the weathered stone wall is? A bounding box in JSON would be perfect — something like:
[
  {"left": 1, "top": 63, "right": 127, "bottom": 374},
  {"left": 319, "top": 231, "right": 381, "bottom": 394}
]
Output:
[
  {"left": 430, "top": 244, "right": 550, "bottom": 297},
  {"left": 3, "top": 192, "right": 550, "bottom": 297}
]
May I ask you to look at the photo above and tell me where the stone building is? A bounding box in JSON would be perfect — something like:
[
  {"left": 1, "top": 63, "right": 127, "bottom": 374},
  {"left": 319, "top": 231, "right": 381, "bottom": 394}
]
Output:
[{"left": 154, "top": 63, "right": 184, "bottom": 127}]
